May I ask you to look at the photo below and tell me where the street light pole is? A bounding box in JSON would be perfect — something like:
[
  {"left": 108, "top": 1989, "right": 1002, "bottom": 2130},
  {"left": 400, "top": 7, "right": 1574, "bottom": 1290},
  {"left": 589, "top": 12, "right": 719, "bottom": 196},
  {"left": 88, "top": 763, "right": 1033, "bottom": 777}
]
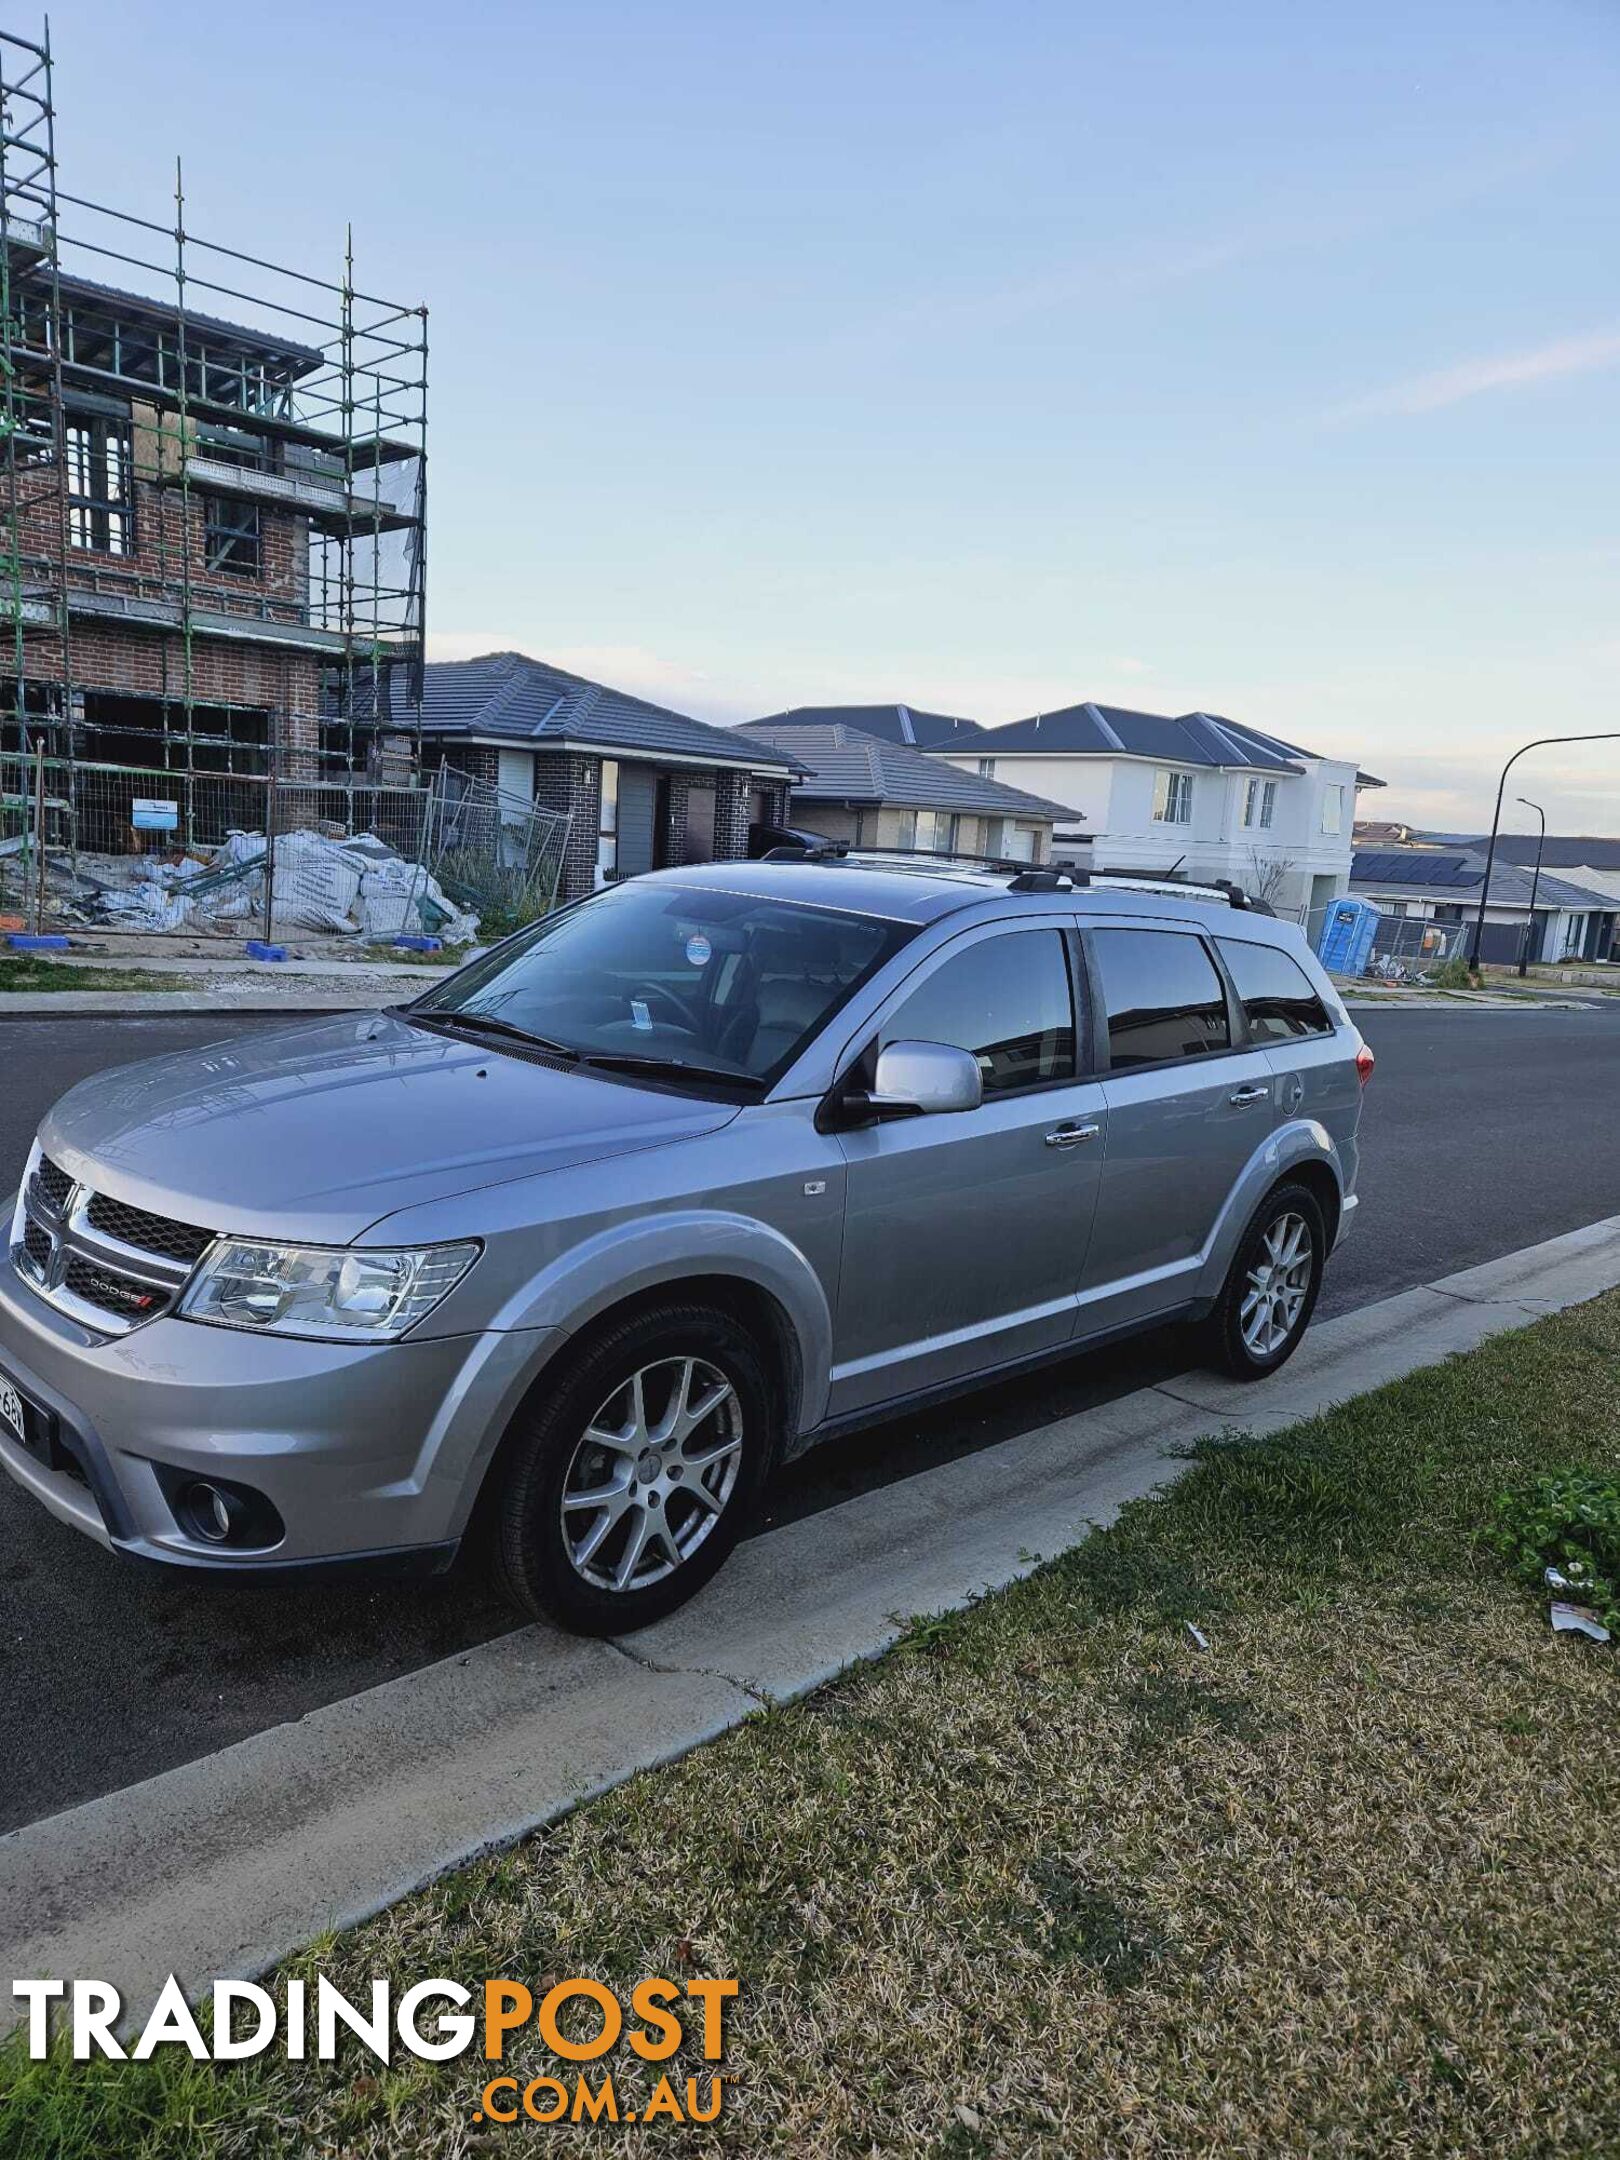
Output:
[
  {"left": 1515, "top": 796, "right": 1545, "bottom": 978},
  {"left": 1469, "top": 733, "right": 1620, "bottom": 970}
]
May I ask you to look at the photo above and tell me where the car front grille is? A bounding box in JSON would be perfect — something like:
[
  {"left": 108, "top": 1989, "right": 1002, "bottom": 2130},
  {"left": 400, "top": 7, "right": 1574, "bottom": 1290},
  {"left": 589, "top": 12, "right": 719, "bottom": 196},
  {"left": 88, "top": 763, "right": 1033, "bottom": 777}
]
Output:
[
  {"left": 13, "top": 1148, "right": 216, "bottom": 1335},
  {"left": 34, "top": 1155, "right": 73, "bottom": 1210},
  {"left": 85, "top": 1193, "right": 214, "bottom": 1265}
]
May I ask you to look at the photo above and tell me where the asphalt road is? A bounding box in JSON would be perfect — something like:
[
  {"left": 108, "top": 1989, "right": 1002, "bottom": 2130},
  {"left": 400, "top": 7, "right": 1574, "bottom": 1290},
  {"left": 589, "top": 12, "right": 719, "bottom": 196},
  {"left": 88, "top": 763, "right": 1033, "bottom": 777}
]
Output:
[{"left": 2, "top": 1003, "right": 1618, "bottom": 1833}]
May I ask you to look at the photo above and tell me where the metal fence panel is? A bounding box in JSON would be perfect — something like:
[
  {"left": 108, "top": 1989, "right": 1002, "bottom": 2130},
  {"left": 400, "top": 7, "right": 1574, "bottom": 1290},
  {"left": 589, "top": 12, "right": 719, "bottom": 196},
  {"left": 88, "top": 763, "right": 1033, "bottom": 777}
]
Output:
[{"left": 0, "top": 751, "right": 571, "bottom": 946}]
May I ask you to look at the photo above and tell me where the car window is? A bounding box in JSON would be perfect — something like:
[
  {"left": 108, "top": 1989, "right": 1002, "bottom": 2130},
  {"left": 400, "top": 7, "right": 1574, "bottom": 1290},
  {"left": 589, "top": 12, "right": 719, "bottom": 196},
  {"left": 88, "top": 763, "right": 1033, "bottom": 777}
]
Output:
[
  {"left": 412, "top": 881, "right": 913, "bottom": 1087},
  {"left": 1216, "top": 937, "right": 1332, "bottom": 1042},
  {"left": 881, "top": 929, "right": 1077, "bottom": 1094},
  {"left": 1091, "top": 927, "right": 1230, "bottom": 1069}
]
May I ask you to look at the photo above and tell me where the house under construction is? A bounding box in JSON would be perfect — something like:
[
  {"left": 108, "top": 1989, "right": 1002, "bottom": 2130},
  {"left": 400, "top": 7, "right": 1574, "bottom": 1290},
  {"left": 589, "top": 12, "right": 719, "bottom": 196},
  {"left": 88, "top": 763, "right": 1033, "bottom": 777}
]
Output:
[{"left": 0, "top": 21, "right": 427, "bottom": 871}]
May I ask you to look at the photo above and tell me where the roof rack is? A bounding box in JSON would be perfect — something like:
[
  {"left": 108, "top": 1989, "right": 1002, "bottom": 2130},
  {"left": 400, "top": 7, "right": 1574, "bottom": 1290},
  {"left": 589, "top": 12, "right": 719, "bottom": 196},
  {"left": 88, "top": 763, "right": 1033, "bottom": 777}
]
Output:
[
  {"left": 1006, "top": 867, "right": 1082, "bottom": 892},
  {"left": 761, "top": 840, "right": 849, "bottom": 862}
]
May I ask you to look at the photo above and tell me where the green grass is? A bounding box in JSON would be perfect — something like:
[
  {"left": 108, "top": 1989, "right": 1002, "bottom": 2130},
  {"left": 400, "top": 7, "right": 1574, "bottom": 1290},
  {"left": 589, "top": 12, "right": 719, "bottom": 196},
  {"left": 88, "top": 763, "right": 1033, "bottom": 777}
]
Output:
[
  {"left": 0, "top": 953, "right": 184, "bottom": 994},
  {"left": 5, "top": 1296, "right": 1620, "bottom": 2157},
  {"left": 0, "top": 949, "right": 463, "bottom": 994}
]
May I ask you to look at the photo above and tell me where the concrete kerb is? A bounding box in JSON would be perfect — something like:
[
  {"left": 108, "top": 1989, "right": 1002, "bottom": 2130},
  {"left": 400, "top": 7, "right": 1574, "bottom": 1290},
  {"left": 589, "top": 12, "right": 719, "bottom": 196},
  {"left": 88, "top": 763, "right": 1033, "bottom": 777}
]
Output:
[{"left": 3, "top": 1212, "right": 1619, "bottom": 2025}]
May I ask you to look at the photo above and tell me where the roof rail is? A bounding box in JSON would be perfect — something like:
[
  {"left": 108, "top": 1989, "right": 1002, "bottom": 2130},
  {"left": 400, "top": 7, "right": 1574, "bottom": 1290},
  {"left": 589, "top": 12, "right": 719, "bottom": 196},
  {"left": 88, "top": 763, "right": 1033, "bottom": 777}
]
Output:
[
  {"left": 761, "top": 841, "right": 849, "bottom": 862},
  {"left": 1083, "top": 869, "right": 1256, "bottom": 910}
]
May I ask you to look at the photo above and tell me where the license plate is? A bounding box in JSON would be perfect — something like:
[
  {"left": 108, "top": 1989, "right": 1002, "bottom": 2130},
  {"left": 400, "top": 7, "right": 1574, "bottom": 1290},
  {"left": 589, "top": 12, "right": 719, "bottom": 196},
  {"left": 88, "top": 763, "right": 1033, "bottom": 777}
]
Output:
[{"left": 0, "top": 1377, "right": 25, "bottom": 1451}]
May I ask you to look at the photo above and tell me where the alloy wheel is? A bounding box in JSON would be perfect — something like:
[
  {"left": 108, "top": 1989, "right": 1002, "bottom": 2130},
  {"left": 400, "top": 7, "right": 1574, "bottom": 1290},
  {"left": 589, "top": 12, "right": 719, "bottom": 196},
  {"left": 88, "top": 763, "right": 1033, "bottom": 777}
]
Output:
[
  {"left": 560, "top": 1356, "right": 744, "bottom": 1592},
  {"left": 1239, "top": 1210, "right": 1314, "bottom": 1359}
]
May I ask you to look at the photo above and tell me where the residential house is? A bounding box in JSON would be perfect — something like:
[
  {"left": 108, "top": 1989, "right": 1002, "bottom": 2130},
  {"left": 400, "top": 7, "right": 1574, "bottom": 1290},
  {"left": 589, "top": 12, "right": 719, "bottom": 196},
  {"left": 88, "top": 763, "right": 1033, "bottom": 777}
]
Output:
[
  {"left": 737, "top": 716, "right": 1072, "bottom": 864},
  {"left": 414, "top": 651, "right": 803, "bottom": 905},
  {"left": 1349, "top": 847, "right": 1616, "bottom": 965},
  {"left": 752, "top": 702, "right": 989, "bottom": 753},
  {"left": 1438, "top": 833, "right": 1620, "bottom": 918},
  {"left": 932, "top": 703, "right": 1375, "bottom": 930},
  {"left": 1353, "top": 819, "right": 1423, "bottom": 846},
  {"left": 0, "top": 273, "right": 420, "bottom": 845}
]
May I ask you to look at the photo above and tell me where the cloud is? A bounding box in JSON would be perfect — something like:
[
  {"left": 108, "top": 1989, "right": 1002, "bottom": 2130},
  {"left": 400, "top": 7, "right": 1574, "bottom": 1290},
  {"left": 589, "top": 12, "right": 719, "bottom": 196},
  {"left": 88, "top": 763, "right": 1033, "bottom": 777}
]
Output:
[{"left": 1333, "top": 327, "right": 1620, "bottom": 420}]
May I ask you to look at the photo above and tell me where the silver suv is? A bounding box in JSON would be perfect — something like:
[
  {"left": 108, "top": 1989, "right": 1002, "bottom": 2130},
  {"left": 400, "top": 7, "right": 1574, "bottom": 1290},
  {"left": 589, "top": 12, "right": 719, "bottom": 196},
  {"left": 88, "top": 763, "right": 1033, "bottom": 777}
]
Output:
[{"left": 1, "top": 858, "right": 1369, "bottom": 1633}]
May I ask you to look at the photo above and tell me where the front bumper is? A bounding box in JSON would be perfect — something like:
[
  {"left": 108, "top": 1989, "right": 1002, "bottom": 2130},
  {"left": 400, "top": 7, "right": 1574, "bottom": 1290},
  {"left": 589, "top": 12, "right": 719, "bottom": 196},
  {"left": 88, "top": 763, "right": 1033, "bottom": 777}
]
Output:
[{"left": 0, "top": 1243, "right": 560, "bottom": 1572}]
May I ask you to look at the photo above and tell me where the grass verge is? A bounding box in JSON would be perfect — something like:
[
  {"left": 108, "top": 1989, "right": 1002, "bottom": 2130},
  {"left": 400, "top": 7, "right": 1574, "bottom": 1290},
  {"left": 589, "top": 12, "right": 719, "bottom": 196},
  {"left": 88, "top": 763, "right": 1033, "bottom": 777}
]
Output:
[
  {"left": 0, "top": 954, "right": 188, "bottom": 995},
  {"left": 4, "top": 1295, "right": 1620, "bottom": 2156}
]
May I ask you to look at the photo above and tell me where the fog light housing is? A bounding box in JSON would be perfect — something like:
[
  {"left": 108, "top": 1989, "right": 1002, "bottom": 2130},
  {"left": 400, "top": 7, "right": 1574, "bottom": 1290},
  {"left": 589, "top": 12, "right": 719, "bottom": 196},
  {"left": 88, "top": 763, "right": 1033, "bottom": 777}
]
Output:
[
  {"left": 184, "top": 1480, "right": 237, "bottom": 1543},
  {"left": 153, "top": 1464, "right": 285, "bottom": 1552}
]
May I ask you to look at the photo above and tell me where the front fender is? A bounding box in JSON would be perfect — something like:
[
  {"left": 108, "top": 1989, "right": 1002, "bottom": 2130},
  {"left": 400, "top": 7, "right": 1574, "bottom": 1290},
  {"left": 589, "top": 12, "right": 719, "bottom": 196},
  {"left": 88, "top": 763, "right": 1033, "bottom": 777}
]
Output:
[
  {"left": 489, "top": 1209, "right": 834, "bottom": 1439},
  {"left": 1194, "top": 1118, "right": 1348, "bottom": 1307}
]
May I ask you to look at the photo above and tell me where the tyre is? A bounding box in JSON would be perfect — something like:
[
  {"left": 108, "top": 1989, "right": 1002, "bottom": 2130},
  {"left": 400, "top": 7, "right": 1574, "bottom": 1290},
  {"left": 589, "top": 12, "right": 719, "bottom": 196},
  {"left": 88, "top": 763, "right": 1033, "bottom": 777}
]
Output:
[
  {"left": 492, "top": 1303, "right": 776, "bottom": 1634},
  {"left": 1202, "top": 1181, "right": 1326, "bottom": 1380}
]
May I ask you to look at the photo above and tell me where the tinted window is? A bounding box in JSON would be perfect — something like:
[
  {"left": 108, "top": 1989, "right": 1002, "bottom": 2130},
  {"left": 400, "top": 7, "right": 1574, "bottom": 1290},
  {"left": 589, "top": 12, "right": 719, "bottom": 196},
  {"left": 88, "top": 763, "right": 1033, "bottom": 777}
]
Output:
[
  {"left": 1217, "top": 937, "right": 1332, "bottom": 1042},
  {"left": 1091, "top": 928, "right": 1229, "bottom": 1068},
  {"left": 414, "top": 881, "right": 912, "bottom": 1087},
  {"left": 883, "top": 930, "right": 1076, "bottom": 1093}
]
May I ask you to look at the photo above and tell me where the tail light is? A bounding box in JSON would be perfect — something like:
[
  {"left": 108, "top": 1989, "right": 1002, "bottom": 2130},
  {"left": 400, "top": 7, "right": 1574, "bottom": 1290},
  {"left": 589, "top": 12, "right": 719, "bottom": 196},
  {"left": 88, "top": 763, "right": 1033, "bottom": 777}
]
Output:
[{"left": 1355, "top": 1044, "right": 1375, "bottom": 1087}]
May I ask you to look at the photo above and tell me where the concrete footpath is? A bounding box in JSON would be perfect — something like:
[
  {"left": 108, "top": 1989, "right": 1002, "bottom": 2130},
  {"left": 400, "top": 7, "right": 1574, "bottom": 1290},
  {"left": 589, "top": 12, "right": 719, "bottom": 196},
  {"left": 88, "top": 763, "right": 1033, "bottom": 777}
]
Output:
[{"left": 3, "top": 1213, "right": 1619, "bottom": 2022}]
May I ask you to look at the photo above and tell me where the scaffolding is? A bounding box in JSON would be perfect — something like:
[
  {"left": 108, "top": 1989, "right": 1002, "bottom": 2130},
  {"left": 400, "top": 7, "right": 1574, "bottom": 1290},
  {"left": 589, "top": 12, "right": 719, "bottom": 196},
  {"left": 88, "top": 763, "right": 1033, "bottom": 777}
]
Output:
[{"left": 0, "top": 19, "right": 427, "bottom": 922}]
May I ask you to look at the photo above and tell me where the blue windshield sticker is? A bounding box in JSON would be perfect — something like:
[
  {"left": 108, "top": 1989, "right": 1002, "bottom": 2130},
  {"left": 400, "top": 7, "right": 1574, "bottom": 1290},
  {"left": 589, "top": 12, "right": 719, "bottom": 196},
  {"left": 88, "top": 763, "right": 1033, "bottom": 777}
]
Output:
[{"left": 685, "top": 934, "right": 712, "bottom": 967}]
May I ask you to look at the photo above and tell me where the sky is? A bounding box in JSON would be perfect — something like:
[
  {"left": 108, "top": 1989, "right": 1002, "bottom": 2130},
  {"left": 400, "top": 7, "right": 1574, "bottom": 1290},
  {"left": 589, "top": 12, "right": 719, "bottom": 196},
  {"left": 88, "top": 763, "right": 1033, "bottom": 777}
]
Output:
[{"left": 35, "top": 0, "right": 1620, "bottom": 835}]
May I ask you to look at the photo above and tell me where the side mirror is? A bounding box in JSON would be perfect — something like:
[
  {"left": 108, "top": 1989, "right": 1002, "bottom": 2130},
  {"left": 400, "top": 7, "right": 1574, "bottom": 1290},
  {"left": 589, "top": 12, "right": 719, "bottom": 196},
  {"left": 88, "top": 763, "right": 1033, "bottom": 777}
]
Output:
[{"left": 869, "top": 1038, "right": 983, "bottom": 1117}]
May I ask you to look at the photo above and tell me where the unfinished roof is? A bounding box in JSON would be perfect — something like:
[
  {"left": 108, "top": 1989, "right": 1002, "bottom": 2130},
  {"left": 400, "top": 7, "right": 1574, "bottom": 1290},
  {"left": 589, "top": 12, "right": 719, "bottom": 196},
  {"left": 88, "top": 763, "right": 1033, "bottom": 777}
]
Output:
[
  {"left": 48, "top": 270, "right": 326, "bottom": 377},
  {"left": 414, "top": 652, "right": 803, "bottom": 774},
  {"left": 738, "top": 719, "right": 1074, "bottom": 821},
  {"left": 750, "top": 702, "right": 988, "bottom": 751}
]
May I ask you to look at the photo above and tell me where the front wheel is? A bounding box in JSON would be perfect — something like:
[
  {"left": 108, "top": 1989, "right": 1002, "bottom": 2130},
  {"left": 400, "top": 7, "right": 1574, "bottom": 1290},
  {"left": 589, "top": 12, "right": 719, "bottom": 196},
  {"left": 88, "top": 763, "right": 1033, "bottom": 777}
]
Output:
[
  {"left": 492, "top": 1304, "right": 775, "bottom": 1634},
  {"left": 1202, "top": 1182, "right": 1326, "bottom": 1380}
]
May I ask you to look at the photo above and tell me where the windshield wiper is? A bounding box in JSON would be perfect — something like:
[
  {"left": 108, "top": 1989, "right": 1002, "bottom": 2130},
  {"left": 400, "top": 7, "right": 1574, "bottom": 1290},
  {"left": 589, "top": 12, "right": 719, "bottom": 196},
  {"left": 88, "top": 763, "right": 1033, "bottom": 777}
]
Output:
[
  {"left": 579, "top": 1051, "right": 764, "bottom": 1093},
  {"left": 402, "top": 1009, "right": 580, "bottom": 1060}
]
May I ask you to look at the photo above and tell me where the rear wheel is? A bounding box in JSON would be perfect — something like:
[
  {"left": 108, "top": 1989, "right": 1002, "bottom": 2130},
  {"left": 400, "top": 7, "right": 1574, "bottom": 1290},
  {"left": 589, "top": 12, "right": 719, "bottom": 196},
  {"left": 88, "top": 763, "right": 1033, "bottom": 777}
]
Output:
[
  {"left": 492, "top": 1304, "right": 774, "bottom": 1633},
  {"left": 1202, "top": 1182, "right": 1326, "bottom": 1379}
]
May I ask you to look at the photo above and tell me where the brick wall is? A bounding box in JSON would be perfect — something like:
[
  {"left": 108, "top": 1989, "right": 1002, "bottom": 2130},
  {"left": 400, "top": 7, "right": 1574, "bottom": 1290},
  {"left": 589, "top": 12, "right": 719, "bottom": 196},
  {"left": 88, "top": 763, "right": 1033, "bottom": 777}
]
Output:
[
  {"left": 532, "top": 750, "right": 600, "bottom": 903},
  {"left": 713, "top": 769, "right": 752, "bottom": 859},
  {"left": 15, "top": 454, "right": 324, "bottom": 725}
]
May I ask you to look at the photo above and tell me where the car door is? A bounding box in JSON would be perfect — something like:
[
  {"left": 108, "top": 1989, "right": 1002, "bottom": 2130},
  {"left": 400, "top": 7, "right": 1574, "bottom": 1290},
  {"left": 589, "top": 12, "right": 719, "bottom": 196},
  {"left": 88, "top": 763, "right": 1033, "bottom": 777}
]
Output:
[
  {"left": 1079, "top": 921, "right": 1277, "bottom": 1332},
  {"left": 1214, "top": 932, "right": 1361, "bottom": 1194},
  {"left": 826, "top": 919, "right": 1106, "bottom": 1419}
]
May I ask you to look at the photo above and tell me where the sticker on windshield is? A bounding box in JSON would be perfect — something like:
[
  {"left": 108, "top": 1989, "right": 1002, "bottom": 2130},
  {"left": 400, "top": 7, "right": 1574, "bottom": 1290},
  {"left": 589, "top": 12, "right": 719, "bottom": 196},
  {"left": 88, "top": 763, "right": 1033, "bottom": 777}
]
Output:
[
  {"left": 630, "top": 998, "right": 653, "bottom": 1030},
  {"left": 684, "top": 933, "right": 712, "bottom": 968}
]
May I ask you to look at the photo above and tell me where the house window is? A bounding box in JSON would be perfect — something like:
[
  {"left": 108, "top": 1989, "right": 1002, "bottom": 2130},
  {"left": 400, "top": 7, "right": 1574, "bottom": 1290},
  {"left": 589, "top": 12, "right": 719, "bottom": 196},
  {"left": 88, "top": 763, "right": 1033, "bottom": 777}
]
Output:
[
  {"left": 204, "top": 498, "right": 261, "bottom": 576},
  {"left": 895, "top": 808, "right": 918, "bottom": 849},
  {"left": 65, "top": 418, "right": 133, "bottom": 555},
  {"left": 977, "top": 757, "right": 996, "bottom": 779},
  {"left": 1320, "top": 785, "right": 1344, "bottom": 835},
  {"left": 1242, "top": 778, "right": 1276, "bottom": 829},
  {"left": 596, "top": 759, "right": 619, "bottom": 883},
  {"left": 1151, "top": 769, "right": 1194, "bottom": 825}
]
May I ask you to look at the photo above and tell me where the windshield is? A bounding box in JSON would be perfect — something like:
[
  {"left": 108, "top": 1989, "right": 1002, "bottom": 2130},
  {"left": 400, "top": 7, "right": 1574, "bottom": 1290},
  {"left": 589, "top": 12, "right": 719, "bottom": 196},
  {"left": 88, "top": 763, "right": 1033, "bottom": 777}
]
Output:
[{"left": 409, "top": 881, "right": 914, "bottom": 1089}]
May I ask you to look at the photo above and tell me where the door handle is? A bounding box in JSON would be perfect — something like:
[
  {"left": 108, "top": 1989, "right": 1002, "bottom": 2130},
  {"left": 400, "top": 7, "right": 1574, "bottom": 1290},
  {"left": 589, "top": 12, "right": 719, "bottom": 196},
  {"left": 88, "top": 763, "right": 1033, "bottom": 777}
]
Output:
[
  {"left": 1228, "top": 1084, "right": 1270, "bottom": 1107},
  {"left": 1045, "top": 1121, "right": 1101, "bottom": 1149}
]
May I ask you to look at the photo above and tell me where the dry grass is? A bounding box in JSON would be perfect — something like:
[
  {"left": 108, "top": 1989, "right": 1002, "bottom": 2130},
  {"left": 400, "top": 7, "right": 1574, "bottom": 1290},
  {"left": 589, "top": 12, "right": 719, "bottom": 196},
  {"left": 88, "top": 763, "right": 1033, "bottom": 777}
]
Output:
[{"left": 5, "top": 1296, "right": 1620, "bottom": 2158}]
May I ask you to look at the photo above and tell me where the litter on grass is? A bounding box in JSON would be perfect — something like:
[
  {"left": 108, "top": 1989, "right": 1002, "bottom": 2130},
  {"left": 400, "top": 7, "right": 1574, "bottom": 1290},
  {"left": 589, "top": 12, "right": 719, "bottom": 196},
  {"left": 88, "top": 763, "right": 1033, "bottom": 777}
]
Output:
[{"left": 1549, "top": 1602, "right": 1612, "bottom": 1643}]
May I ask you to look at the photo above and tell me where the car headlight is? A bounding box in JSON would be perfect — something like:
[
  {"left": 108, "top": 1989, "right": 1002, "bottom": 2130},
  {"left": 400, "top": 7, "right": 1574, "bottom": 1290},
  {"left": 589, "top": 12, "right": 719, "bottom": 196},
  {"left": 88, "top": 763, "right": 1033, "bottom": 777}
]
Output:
[{"left": 178, "top": 1239, "right": 480, "bottom": 1342}]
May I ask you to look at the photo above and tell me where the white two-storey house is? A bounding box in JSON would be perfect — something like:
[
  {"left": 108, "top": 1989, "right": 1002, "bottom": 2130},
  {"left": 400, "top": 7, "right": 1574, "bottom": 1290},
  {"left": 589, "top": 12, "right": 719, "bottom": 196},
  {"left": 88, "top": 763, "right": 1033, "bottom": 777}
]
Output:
[{"left": 936, "top": 703, "right": 1375, "bottom": 933}]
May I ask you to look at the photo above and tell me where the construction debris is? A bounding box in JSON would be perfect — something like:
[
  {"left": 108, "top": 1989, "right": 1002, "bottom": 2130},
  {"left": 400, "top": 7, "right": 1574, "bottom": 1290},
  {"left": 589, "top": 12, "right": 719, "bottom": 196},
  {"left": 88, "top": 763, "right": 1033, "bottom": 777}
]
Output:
[{"left": 19, "top": 829, "right": 480, "bottom": 946}]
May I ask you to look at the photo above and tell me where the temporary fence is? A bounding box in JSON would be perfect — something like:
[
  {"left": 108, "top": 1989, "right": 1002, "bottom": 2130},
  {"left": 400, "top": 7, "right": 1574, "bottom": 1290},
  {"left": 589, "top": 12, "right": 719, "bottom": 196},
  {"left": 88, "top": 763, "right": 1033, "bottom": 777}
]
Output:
[
  {"left": 1365, "top": 913, "right": 1467, "bottom": 978},
  {"left": 0, "top": 753, "right": 571, "bottom": 947}
]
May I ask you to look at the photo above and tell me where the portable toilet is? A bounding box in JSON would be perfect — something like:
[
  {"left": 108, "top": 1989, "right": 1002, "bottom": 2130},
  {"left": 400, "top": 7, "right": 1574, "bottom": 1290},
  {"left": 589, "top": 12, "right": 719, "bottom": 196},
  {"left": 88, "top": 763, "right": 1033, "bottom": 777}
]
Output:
[{"left": 1316, "top": 895, "right": 1380, "bottom": 977}]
